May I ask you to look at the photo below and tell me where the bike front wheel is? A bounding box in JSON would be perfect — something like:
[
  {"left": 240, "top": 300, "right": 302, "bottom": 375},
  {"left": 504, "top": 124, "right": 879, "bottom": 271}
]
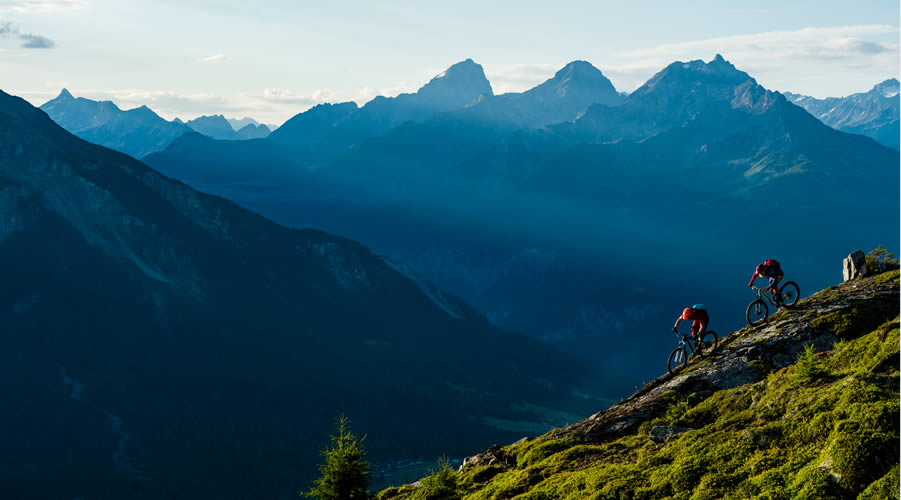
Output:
[
  {"left": 668, "top": 346, "right": 688, "bottom": 374},
  {"left": 747, "top": 299, "right": 769, "bottom": 326},
  {"left": 779, "top": 281, "right": 800, "bottom": 308},
  {"left": 696, "top": 330, "right": 719, "bottom": 357}
]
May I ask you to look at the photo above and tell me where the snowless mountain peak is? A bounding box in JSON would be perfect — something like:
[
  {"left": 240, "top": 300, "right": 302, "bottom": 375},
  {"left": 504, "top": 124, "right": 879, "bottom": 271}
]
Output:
[
  {"left": 57, "top": 88, "right": 74, "bottom": 100},
  {"left": 552, "top": 60, "right": 607, "bottom": 82},
  {"left": 419, "top": 58, "right": 493, "bottom": 98}
]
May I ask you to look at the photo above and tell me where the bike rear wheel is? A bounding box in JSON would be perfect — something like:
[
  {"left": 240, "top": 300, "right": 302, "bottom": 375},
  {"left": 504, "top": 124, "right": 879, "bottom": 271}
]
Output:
[
  {"left": 779, "top": 281, "right": 800, "bottom": 308},
  {"left": 746, "top": 299, "right": 768, "bottom": 326},
  {"left": 667, "top": 346, "right": 688, "bottom": 374},
  {"left": 697, "top": 330, "right": 719, "bottom": 357}
]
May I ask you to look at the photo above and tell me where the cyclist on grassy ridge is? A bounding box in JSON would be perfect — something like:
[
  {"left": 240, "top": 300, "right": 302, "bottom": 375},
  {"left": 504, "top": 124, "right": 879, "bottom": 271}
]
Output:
[{"left": 673, "top": 304, "right": 709, "bottom": 341}]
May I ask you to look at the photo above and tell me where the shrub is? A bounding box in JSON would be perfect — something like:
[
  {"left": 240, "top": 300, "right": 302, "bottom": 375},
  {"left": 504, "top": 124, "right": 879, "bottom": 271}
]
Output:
[
  {"left": 866, "top": 245, "right": 898, "bottom": 274},
  {"left": 412, "top": 456, "right": 460, "bottom": 500},
  {"left": 828, "top": 420, "right": 898, "bottom": 490},
  {"left": 858, "top": 465, "right": 901, "bottom": 499},
  {"left": 794, "top": 344, "right": 828, "bottom": 381}
]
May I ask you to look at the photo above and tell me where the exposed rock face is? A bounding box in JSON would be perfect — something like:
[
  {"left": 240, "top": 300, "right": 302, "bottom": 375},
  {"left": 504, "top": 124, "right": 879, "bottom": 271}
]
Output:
[
  {"left": 461, "top": 444, "right": 516, "bottom": 470},
  {"left": 457, "top": 270, "right": 899, "bottom": 475},
  {"left": 649, "top": 425, "right": 690, "bottom": 443},
  {"left": 784, "top": 78, "right": 900, "bottom": 150},
  {"left": 844, "top": 250, "right": 868, "bottom": 281},
  {"left": 411, "top": 270, "right": 900, "bottom": 500}
]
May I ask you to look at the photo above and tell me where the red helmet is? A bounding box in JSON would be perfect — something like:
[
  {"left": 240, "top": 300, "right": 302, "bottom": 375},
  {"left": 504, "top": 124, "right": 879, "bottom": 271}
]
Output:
[{"left": 756, "top": 263, "right": 765, "bottom": 274}]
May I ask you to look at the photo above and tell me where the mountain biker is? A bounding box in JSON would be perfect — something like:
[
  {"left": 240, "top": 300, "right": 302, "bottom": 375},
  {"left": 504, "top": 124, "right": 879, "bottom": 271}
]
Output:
[
  {"left": 673, "top": 304, "right": 709, "bottom": 341},
  {"left": 748, "top": 259, "right": 784, "bottom": 300}
]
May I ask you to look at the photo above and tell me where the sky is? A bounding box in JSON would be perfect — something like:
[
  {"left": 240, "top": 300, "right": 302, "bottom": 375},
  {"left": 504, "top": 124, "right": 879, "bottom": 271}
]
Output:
[{"left": 3, "top": 0, "right": 899, "bottom": 125}]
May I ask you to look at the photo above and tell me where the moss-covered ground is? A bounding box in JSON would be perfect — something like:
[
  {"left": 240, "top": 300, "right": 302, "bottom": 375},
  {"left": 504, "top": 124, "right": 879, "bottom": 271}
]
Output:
[{"left": 379, "top": 275, "right": 900, "bottom": 500}]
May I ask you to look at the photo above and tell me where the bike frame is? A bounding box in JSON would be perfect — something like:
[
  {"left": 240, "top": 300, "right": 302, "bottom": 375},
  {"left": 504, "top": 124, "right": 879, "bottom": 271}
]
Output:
[
  {"left": 752, "top": 286, "right": 781, "bottom": 306},
  {"left": 674, "top": 333, "right": 699, "bottom": 356}
]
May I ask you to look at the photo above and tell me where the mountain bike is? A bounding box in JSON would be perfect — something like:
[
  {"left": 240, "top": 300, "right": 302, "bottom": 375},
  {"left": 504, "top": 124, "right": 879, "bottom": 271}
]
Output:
[
  {"left": 667, "top": 329, "right": 718, "bottom": 374},
  {"left": 746, "top": 281, "right": 800, "bottom": 326}
]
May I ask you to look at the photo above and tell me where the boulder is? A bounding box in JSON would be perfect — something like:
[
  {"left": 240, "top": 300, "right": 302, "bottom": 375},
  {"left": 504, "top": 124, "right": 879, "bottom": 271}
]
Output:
[
  {"left": 843, "top": 250, "right": 867, "bottom": 281},
  {"left": 460, "top": 444, "right": 515, "bottom": 472},
  {"left": 649, "top": 425, "right": 691, "bottom": 443}
]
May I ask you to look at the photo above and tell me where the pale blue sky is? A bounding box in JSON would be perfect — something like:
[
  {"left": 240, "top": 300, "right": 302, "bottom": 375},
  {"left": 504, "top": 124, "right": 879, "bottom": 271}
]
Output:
[{"left": 3, "top": 0, "right": 899, "bottom": 124}]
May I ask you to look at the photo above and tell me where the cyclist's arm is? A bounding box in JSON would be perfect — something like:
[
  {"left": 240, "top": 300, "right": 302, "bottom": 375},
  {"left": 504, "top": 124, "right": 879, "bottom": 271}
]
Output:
[
  {"left": 748, "top": 271, "right": 758, "bottom": 287},
  {"left": 673, "top": 317, "right": 682, "bottom": 331}
]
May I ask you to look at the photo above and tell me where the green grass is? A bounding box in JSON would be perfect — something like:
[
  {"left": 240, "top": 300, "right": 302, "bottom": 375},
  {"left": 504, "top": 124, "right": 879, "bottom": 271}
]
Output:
[{"left": 381, "top": 317, "right": 900, "bottom": 499}]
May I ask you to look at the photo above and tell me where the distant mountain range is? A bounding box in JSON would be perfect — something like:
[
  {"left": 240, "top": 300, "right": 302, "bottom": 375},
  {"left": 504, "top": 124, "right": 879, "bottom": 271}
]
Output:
[
  {"left": 186, "top": 113, "right": 271, "bottom": 140},
  {"left": 460, "top": 60, "right": 623, "bottom": 127},
  {"left": 39, "top": 91, "right": 272, "bottom": 158},
  {"left": 226, "top": 115, "right": 278, "bottom": 132},
  {"left": 143, "top": 56, "right": 899, "bottom": 379},
  {"left": 784, "top": 78, "right": 899, "bottom": 150},
  {"left": 0, "top": 89, "right": 616, "bottom": 499},
  {"left": 39, "top": 88, "right": 193, "bottom": 159}
]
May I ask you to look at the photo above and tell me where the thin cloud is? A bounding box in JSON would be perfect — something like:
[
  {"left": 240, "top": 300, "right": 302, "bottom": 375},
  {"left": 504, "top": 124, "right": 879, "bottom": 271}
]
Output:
[
  {"left": 261, "top": 88, "right": 333, "bottom": 105},
  {"left": 483, "top": 63, "right": 560, "bottom": 94},
  {"left": 262, "top": 85, "right": 416, "bottom": 108},
  {"left": 199, "top": 53, "right": 228, "bottom": 63},
  {"left": 19, "top": 32, "right": 53, "bottom": 48},
  {"left": 603, "top": 24, "right": 900, "bottom": 95},
  {"left": 354, "top": 83, "right": 416, "bottom": 104},
  {"left": 0, "top": 21, "right": 55, "bottom": 48},
  {"left": 0, "top": 0, "right": 87, "bottom": 12},
  {"left": 619, "top": 25, "right": 899, "bottom": 60}
]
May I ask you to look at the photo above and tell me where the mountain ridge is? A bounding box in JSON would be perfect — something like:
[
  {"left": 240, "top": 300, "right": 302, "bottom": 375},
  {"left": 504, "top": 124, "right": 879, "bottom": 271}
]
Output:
[
  {"left": 0, "top": 87, "right": 621, "bottom": 499},
  {"left": 143, "top": 55, "right": 899, "bottom": 381},
  {"left": 783, "top": 78, "right": 900, "bottom": 150},
  {"left": 39, "top": 89, "right": 193, "bottom": 158},
  {"left": 380, "top": 268, "right": 901, "bottom": 499}
]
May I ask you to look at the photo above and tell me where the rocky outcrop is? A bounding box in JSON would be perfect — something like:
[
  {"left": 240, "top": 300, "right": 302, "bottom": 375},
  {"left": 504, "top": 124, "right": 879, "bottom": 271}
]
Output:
[
  {"left": 843, "top": 250, "right": 868, "bottom": 281},
  {"left": 648, "top": 425, "right": 690, "bottom": 443},
  {"left": 459, "top": 270, "right": 900, "bottom": 473},
  {"left": 461, "top": 444, "right": 517, "bottom": 470}
]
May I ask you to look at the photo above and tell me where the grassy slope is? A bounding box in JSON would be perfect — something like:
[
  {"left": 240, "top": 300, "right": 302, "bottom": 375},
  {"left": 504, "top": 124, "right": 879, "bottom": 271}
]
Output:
[{"left": 380, "top": 270, "right": 900, "bottom": 499}]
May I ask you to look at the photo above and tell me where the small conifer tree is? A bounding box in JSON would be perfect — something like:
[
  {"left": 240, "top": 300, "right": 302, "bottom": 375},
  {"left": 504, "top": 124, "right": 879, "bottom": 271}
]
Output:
[
  {"left": 304, "top": 415, "right": 371, "bottom": 500},
  {"left": 414, "top": 455, "right": 460, "bottom": 499}
]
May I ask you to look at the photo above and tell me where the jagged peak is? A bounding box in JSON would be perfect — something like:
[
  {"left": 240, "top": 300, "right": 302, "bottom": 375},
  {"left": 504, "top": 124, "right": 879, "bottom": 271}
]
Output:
[
  {"left": 657, "top": 53, "right": 744, "bottom": 76},
  {"left": 635, "top": 54, "right": 754, "bottom": 96},
  {"left": 188, "top": 114, "right": 228, "bottom": 122},
  {"left": 432, "top": 58, "right": 480, "bottom": 79},
  {"left": 873, "top": 78, "right": 900, "bottom": 97},
  {"left": 522, "top": 60, "right": 618, "bottom": 100},
  {"left": 57, "top": 88, "right": 73, "bottom": 100},
  {"left": 128, "top": 104, "right": 162, "bottom": 119},
  {"left": 552, "top": 60, "right": 608, "bottom": 81},
  {"left": 419, "top": 58, "right": 494, "bottom": 98}
]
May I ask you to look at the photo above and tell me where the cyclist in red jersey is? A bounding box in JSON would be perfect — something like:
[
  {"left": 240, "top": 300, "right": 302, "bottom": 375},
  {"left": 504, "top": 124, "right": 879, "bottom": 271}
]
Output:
[
  {"left": 749, "top": 259, "right": 784, "bottom": 299},
  {"left": 673, "top": 304, "right": 709, "bottom": 340}
]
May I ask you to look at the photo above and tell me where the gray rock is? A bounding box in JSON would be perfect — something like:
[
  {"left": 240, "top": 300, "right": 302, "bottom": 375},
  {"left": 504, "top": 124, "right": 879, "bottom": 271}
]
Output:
[
  {"left": 843, "top": 250, "right": 868, "bottom": 281},
  {"left": 649, "top": 425, "right": 691, "bottom": 443}
]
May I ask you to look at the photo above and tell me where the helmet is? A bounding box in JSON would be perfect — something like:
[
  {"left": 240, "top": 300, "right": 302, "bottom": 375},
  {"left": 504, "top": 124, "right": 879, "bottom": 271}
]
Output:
[
  {"left": 692, "top": 304, "right": 706, "bottom": 310},
  {"left": 756, "top": 263, "right": 764, "bottom": 274}
]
